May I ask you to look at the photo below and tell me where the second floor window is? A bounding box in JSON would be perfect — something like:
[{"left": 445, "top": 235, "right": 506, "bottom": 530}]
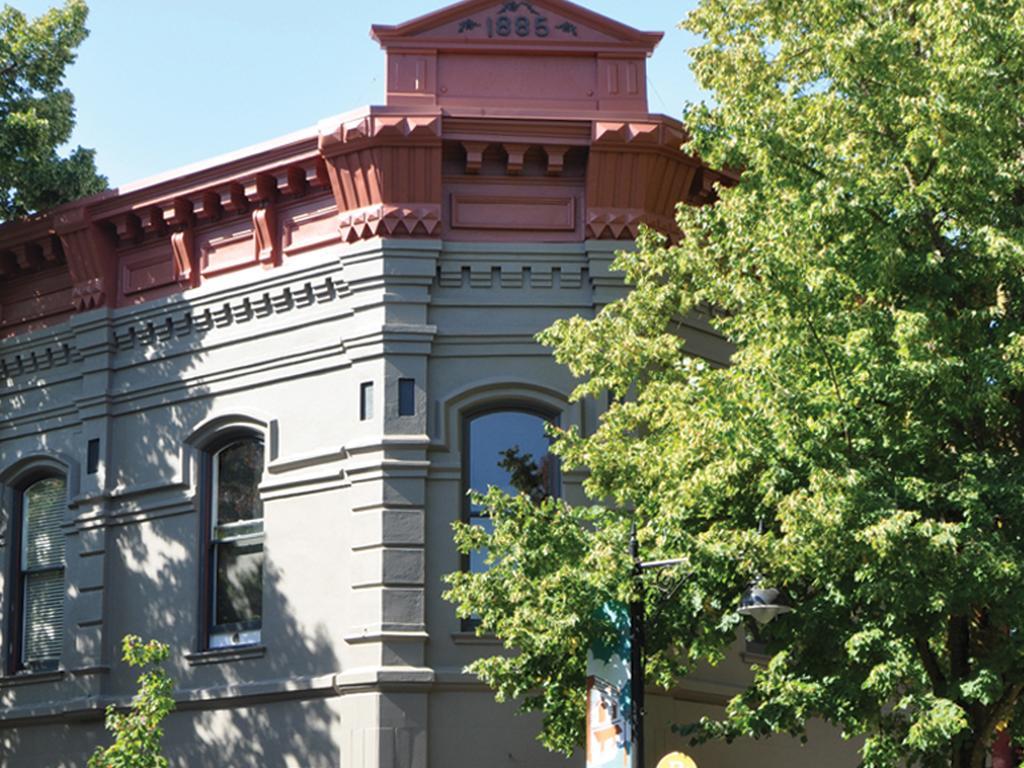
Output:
[
  {"left": 465, "top": 408, "right": 559, "bottom": 574},
  {"left": 206, "top": 438, "right": 264, "bottom": 649},
  {"left": 14, "top": 476, "right": 66, "bottom": 672}
]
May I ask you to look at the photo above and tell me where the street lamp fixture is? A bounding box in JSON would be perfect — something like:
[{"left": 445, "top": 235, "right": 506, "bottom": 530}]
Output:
[
  {"left": 628, "top": 526, "right": 792, "bottom": 768},
  {"left": 738, "top": 584, "right": 793, "bottom": 625}
]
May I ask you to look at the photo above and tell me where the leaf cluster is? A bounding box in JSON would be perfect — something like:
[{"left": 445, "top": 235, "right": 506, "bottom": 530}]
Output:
[
  {"left": 88, "top": 635, "right": 175, "bottom": 768},
  {"left": 0, "top": 0, "right": 105, "bottom": 222}
]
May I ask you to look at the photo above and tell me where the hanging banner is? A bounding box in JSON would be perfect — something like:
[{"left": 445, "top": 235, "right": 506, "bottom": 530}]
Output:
[{"left": 586, "top": 602, "right": 635, "bottom": 768}]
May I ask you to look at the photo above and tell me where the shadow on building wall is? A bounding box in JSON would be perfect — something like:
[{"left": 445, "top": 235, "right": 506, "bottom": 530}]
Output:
[{"left": 1, "top": 284, "right": 345, "bottom": 765}]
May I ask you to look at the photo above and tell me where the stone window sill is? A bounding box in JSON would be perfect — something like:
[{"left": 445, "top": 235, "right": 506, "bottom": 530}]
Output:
[
  {"left": 0, "top": 669, "right": 65, "bottom": 688},
  {"left": 451, "top": 632, "right": 501, "bottom": 646},
  {"left": 184, "top": 645, "right": 266, "bottom": 666}
]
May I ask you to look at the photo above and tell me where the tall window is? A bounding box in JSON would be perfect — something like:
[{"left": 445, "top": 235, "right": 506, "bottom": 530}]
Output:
[
  {"left": 10, "top": 476, "right": 66, "bottom": 672},
  {"left": 464, "top": 408, "right": 559, "bottom": 573},
  {"left": 204, "top": 438, "right": 264, "bottom": 649}
]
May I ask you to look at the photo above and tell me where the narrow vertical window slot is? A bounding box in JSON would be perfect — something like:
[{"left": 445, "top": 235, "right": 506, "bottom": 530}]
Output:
[
  {"left": 360, "top": 382, "right": 374, "bottom": 421},
  {"left": 87, "top": 439, "right": 100, "bottom": 475},
  {"left": 398, "top": 378, "right": 416, "bottom": 416}
]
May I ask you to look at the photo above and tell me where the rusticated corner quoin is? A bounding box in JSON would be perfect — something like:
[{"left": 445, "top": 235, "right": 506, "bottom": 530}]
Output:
[{"left": 317, "top": 111, "right": 444, "bottom": 244}]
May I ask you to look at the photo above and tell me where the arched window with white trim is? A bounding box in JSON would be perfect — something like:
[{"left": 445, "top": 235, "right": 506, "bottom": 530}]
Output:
[
  {"left": 8, "top": 475, "right": 67, "bottom": 673},
  {"left": 201, "top": 436, "right": 265, "bottom": 649}
]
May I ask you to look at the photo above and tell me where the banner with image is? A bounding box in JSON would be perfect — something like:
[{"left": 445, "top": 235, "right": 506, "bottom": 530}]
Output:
[{"left": 586, "top": 602, "right": 635, "bottom": 768}]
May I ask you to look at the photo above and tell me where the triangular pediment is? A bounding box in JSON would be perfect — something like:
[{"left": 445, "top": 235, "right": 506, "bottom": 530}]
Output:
[{"left": 372, "top": 0, "right": 662, "bottom": 53}]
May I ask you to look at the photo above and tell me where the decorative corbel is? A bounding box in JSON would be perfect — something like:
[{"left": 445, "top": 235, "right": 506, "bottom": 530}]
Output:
[
  {"left": 193, "top": 191, "right": 223, "bottom": 223},
  {"left": 283, "top": 166, "right": 307, "bottom": 197},
  {"left": 140, "top": 206, "right": 167, "bottom": 238},
  {"left": 252, "top": 205, "right": 279, "bottom": 266},
  {"left": 463, "top": 141, "right": 489, "bottom": 174},
  {"left": 544, "top": 145, "right": 569, "bottom": 176},
  {"left": 220, "top": 183, "right": 248, "bottom": 216},
  {"left": 503, "top": 143, "right": 529, "bottom": 175},
  {"left": 248, "top": 174, "right": 279, "bottom": 267},
  {"left": 111, "top": 213, "right": 142, "bottom": 245},
  {"left": 165, "top": 198, "right": 197, "bottom": 287},
  {"left": 53, "top": 207, "right": 117, "bottom": 312},
  {"left": 170, "top": 230, "right": 195, "bottom": 287},
  {"left": 15, "top": 243, "right": 42, "bottom": 271}
]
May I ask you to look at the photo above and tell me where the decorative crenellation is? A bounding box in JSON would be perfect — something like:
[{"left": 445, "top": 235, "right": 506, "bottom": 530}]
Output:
[
  {"left": 0, "top": 342, "right": 76, "bottom": 380},
  {"left": 338, "top": 204, "right": 442, "bottom": 243},
  {"left": 436, "top": 262, "right": 585, "bottom": 289},
  {"left": 319, "top": 113, "right": 442, "bottom": 150},
  {"left": 591, "top": 120, "right": 685, "bottom": 147},
  {"left": 112, "top": 275, "right": 342, "bottom": 351},
  {"left": 586, "top": 209, "right": 678, "bottom": 240}
]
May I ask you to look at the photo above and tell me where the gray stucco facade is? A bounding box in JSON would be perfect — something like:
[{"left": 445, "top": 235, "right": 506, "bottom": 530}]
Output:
[{"left": 0, "top": 238, "right": 617, "bottom": 766}]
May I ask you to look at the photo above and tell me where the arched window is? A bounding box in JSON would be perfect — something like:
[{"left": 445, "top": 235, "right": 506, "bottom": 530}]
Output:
[
  {"left": 464, "top": 407, "right": 560, "bottom": 573},
  {"left": 9, "top": 475, "right": 67, "bottom": 673},
  {"left": 201, "top": 437, "right": 265, "bottom": 649}
]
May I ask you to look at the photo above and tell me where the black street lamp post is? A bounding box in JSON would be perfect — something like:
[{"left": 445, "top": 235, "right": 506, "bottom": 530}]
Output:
[
  {"left": 628, "top": 525, "right": 791, "bottom": 768},
  {"left": 629, "top": 530, "right": 647, "bottom": 768}
]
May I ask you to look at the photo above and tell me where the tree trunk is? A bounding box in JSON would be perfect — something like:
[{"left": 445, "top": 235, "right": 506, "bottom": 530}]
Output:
[{"left": 952, "top": 739, "right": 977, "bottom": 768}]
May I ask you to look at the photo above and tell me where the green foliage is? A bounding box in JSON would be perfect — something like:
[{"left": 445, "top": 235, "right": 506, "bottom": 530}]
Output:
[
  {"left": 88, "top": 636, "right": 175, "bottom": 768},
  {"left": 445, "top": 1, "right": 1024, "bottom": 767},
  {"left": 0, "top": 0, "right": 105, "bottom": 222}
]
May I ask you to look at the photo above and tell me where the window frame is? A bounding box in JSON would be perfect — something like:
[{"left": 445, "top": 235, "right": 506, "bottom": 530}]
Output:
[
  {"left": 460, "top": 403, "right": 561, "bottom": 575},
  {"left": 198, "top": 431, "right": 266, "bottom": 651},
  {"left": 6, "top": 471, "right": 67, "bottom": 676}
]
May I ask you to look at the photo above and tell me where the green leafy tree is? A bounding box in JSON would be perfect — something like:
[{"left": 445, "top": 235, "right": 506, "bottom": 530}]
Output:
[
  {"left": 0, "top": 0, "right": 105, "bottom": 222},
  {"left": 89, "top": 636, "right": 175, "bottom": 768},
  {"left": 445, "top": 1, "right": 1024, "bottom": 766}
]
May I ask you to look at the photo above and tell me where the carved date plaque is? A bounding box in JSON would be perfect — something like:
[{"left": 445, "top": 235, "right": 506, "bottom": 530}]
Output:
[{"left": 458, "top": 2, "right": 580, "bottom": 39}]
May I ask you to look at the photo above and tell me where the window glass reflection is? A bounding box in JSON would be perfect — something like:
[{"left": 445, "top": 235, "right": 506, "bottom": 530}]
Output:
[
  {"left": 209, "top": 437, "right": 264, "bottom": 647},
  {"left": 466, "top": 409, "right": 558, "bottom": 574},
  {"left": 215, "top": 440, "right": 264, "bottom": 526}
]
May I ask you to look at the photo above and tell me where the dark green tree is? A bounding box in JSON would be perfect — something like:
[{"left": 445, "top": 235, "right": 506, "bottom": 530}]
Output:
[
  {"left": 446, "top": 1, "right": 1024, "bottom": 766},
  {"left": 0, "top": 0, "right": 105, "bottom": 222}
]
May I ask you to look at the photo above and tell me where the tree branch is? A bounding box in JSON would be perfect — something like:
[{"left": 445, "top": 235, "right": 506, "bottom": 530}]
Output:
[
  {"left": 801, "top": 315, "right": 853, "bottom": 456},
  {"left": 912, "top": 635, "right": 947, "bottom": 696}
]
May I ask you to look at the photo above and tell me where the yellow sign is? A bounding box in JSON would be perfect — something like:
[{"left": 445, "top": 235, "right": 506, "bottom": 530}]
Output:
[{"left": 656, "top": 753, "right": 698, "bottom": 768}]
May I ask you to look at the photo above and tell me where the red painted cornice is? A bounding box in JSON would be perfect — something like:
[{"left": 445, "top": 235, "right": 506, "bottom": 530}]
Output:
[{"left": 0, "top": 4, "right": 737, "bottom": 339}]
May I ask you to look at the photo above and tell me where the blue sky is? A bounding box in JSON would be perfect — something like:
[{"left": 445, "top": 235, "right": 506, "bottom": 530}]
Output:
[{"left": 15, "top": 0, "right": 706, "bottom": 187}]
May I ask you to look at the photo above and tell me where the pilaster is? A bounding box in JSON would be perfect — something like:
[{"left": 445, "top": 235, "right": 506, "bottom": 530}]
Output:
[
  {"left": 64, "top": 309, "right": 117, "bottom": 675},
  {"left": 338, "top": 241, "right": 438, "bottom": 651}
]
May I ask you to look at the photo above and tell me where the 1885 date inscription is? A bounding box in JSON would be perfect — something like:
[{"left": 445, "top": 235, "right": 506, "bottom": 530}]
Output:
[
  {"left": 458, "top": 2, "right": 580, "bottom": 39},
  {"left": 487, "top": 13, "right": 549, "bottom": 38}
]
